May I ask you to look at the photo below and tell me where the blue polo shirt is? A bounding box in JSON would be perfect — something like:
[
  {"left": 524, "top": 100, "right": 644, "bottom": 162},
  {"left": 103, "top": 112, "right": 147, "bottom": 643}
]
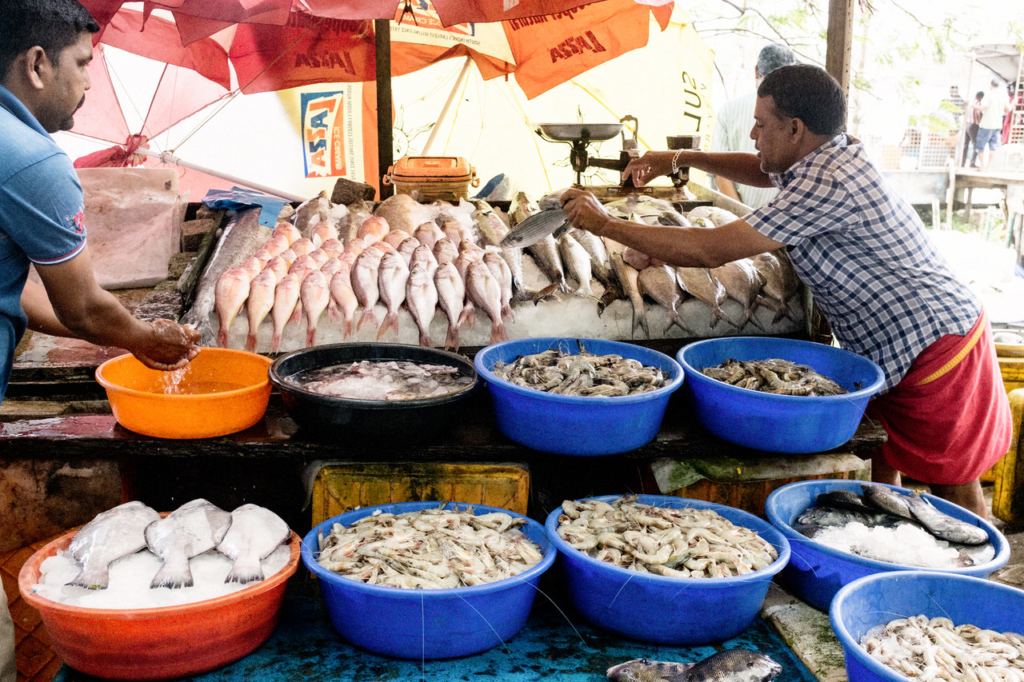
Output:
[{"left": 0, "top": 84, "right": 87, "bottom": 401}]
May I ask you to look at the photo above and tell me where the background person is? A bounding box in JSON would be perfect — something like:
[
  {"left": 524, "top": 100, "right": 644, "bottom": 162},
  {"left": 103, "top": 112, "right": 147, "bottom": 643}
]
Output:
[
  {"left": 561, "top": 64, "right": 1010, "bottom": 520},
  {"left": 709, "top": 43, "right": 796, "bottom": 209},
  {"left": 963, "top": 91, "right": 984, "bottom": 168},
  {"left": 977, "top": 78, "right": 1011, "bottom": 171}
]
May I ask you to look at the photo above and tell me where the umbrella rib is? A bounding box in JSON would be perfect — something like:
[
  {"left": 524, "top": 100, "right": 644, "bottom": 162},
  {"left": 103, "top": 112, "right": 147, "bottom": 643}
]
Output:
[{"left": 106, "top": 55, "right": 149, "bottom": 136}]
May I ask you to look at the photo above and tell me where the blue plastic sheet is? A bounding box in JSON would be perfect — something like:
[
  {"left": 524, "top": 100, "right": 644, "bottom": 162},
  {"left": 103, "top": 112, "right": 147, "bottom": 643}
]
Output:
[
  {"left": 201, "top": 188, "right": 289, "bottom": 228},
  {"left": 54, "top": 591, "right": 818, "bottom": 682}
]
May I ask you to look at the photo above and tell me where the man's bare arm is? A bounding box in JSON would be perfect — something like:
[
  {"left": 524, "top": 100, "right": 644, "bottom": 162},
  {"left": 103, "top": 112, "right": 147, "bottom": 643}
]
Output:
[
  {"left": 624, "top": 150, "right": 773, "bottom": 188},
  {"left": 713, "top": 176, "right": 742, "bottom": 202},
  {"left": 21, "top": 278, "right": 74, "bottom": 337},
  {"left": 34, "top": 245, "right": 199, "bottom": 369}
]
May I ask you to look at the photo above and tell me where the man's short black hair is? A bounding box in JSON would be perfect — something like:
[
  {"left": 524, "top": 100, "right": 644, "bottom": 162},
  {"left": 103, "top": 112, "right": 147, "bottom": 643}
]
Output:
[
  {"left": 757, "top": 64, "right": 847, "bottom": 137},
  {"left": 0, "top": 0, "right": 99, "bottom": 83},
  {"left": 975, "top": 91, "right": 985, "bottom": 100}
]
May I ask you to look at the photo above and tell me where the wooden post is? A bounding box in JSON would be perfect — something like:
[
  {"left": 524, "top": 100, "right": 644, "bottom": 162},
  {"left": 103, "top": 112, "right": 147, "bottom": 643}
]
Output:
[
  {"left": 949, "top": 54, "right": 977, "bottom": 229},
  {"left": 375, "top": 18, "right": 394, "bottom": 200},
  {"left": 825, "top": 0, "right": 854, "bottom": 95}
]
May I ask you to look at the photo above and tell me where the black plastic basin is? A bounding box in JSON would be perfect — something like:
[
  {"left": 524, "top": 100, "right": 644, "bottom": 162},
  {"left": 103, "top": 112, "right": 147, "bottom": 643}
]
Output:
[{"left": 269, "top": 343, "right": 478, "bottom": 441}]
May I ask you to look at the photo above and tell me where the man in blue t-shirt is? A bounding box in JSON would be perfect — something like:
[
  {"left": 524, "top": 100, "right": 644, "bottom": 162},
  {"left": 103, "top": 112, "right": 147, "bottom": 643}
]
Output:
[{"left": 0, "top": 3, "right": 201, "bottom": 672}]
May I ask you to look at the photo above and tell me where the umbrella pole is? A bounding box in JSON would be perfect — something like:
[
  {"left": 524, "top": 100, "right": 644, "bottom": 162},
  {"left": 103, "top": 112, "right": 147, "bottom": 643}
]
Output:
[
  {"left": 421, "top": 57, "right": 474, "bottom": 156},
  {"left": 134, "top": 148, "right": 305, "bottom": 203},
  {"left": 376, "top": 18, "right": 395, "bottom": 200}
]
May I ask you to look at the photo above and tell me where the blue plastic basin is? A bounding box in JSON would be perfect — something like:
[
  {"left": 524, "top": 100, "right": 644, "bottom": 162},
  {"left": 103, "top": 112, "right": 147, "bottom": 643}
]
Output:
[
  {"left": 831, "top": 571, "right": 1024, "bottom": 682},
  {"left": 474, "top": 338, "right": 684, "bottom": 456},
  {"left": 544, "top": 495, "right": 790, "bottom": 645},
  {"left": 765, "top": 479, "right": 1010, "bottom": 611},
  {"left": 677, "top": 337, "right": 885, "bottom": 453},
  {"left": 301, "top": 501, "right": 555, "bottom": 660}
]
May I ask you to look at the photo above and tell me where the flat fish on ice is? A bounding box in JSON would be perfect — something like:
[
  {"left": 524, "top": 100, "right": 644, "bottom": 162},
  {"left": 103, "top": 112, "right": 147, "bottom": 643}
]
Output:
[
  {"left": 216, "top": 504, "right": 290, "bottom": 584},
  {"left": 67, "top": 501, "right": 161, "bottom": 590},
  {"left": 145, "top": 499, "right": 232, "bottom": 589}
]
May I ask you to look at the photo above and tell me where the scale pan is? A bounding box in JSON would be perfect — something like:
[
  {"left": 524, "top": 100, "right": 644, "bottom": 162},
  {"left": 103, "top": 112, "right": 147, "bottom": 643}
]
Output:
[{"left": 535, "top": 123, "right": 623, "bottom": 142}]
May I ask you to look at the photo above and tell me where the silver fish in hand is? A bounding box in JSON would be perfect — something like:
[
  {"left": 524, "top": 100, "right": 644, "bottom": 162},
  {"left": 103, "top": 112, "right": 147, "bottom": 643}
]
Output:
[{"left": 500, "top": 208, "right": 570, "bottom": 249}]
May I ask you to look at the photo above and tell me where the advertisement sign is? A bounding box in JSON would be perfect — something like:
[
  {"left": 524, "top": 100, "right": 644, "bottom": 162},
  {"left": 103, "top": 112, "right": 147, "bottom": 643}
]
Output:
[{"left": 300, "top": 86, "right": 364, "bottom": 179}]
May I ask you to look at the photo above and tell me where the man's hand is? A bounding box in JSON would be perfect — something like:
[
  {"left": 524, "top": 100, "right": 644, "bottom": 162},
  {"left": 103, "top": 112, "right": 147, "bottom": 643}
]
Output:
[
  {"left": 132, "top": 320, "right": 201, "bottom": 371},
  {"left": 561, "top": 188, "right": 612, "bottom": 235},
  {"left": 623, "top": 152, "right": 674, "bottom": 187}
]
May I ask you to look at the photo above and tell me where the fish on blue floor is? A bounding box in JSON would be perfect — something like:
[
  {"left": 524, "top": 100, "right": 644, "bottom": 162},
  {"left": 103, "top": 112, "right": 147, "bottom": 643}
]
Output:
[{"left": 607, "top": 650, "right": 783, "bottom": 682}]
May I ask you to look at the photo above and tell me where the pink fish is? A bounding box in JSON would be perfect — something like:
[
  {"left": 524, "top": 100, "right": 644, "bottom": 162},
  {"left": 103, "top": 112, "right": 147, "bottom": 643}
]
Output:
[
  {"left": 260, "top": 234, "right": 291, "bottom": 258},
  {"left": 215, "top": 267, "right": 252, "bottom": 348},
  {"left": 278, "top": 248, "right": 297, "bottom": 265},
  {"left": 352, "top": 249, "right": 382, "bottom": 331},
  {"left": 320, "top": 238, "right": 344, "bottom": 259},
  {"left": 320, "top": 257, "right": 343, "bottom": 279},
  {"left": 415, "top": 222, "right": 445, "bottom": 252},
  {"left": 406, "top": 261, "right": 438, "bottom": 348},
  {"left": 433, "top": 237, "right": 459, "bottom": 266},
  {"left": 272, "top": 223, "right": 301, "bottom": 245},
  {"left": 270, "top": 273, "right": 301, "bottom": 352},
  {"left": 240, "top": 256, "right": 263, "bottom": 280},
  {"left": 397, "top": 237, "right": 421, "bottom": 266},
  {"left": 264, "top": 256, "right": 289, "bottom": 282},
  {"left": 291, "top": 238, "right": 315, "bottom": 257},
  {"left": 308, "top": 249, "right": 330, "bottom": 268},
  {"left": 383, "top": 229, "right": 411, "bottom": 249},
  {"left": 434, "top": 262, "right": 465, "bottom": 351},
  {"left": 377, "top": 252, "right": 409, "bottom": 340},
  {"left": 344, "top": 237, "right": 366, "bottom": 258},
  {"left": 288, "top": 254, "right": 319, "bottom": 280},
  {"left": 245, "top": 268, "right": 277, "bottom": 352},
  {"left": 366, "top": 241, "right": 396, "bottom": 257},
  {"left": 410, "top": 244, "right": 438, "bottom": 279},
  {"left": 300, "top": 270, "right": 330, "bottom": 347},
  {"left": 329, "top": 265, "right": 358, "bottom": 338},
  {"left": 466, "top": 261, "right": 508, "bottom": 345},
  {"left": 483, "top": 251, "right": 514, "bottom": 322},
  {"left": 358, "top": 216, "right": 389, "bottom": 244},
  {"left": 311, "top": 221, "right": 339, "bottom": 248}
]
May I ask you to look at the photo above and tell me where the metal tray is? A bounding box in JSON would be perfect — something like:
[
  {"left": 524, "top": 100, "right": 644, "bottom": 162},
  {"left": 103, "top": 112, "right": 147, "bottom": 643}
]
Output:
[{"left": 535, "top": 123, "right": 623, "bottom": 143}]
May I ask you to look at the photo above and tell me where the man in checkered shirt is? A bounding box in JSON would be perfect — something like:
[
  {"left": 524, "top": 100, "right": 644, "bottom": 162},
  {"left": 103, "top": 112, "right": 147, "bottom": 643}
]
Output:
[{"left": 562, "top": 64, "right": 1011, "bottom": 519}]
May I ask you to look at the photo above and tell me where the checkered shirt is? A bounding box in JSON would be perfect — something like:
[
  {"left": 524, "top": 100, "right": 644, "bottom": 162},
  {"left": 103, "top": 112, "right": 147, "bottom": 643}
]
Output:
[{"left": 746, "top": 134, "right": 981, "bottom": 392}]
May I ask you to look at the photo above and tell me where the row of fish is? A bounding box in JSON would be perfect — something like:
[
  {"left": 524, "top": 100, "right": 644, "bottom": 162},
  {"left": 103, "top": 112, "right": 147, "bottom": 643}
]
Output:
[
  {"left": 491, "top": 342, "right": 665, "bottom": 397},
  {"left": 861, "top": 615, "right": 1024, "bottom": 682},
  {"left": 556, "top": 497, "right": 778, "bottom": 579},
  {"left": 68, "top": 499, "right": 290, "bottom": 590},
  {"left": 607, "top": 650, "right": 783, "bottom": 682},
  {"left": 315, "top": 504, "right": 543, "bottom": 589},
  {"left": 284, "top": 359, "right": 474, "bottom": 401},
  {"left": 189, "top": 190, "right": 804, "bottom": 351},
  {"left": 701, "top": 358, "right": 847, "bottom": 396},
  {"left": 795, "top": 485, "right": 990, "bottom": 546}
]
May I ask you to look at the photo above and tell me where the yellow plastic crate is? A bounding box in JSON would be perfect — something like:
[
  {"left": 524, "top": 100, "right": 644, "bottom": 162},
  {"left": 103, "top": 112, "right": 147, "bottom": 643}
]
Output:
[
  {"left": 982, "top": 358, "right": 1024, "bottom": 482},
  {"left": 311, "top": 462, "right": 529, "bottom": 526},
  {"left": 992, "top": 388, "right": 1024, "bottom": 524}
]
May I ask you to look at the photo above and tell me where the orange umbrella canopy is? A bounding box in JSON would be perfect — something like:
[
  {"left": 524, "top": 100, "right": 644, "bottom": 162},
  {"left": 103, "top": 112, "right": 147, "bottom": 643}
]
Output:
[{"left": 81, "top": 0, "right": 673, "bottom": 97}]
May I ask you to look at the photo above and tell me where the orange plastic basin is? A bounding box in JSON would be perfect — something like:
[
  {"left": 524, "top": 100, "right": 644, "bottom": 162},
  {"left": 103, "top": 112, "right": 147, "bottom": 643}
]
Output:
[
  {"left": 95, "top": 348, "right": 273, "bottom": 439},
  {"left": 18, "top": 522, "right": 300, "bottom": 681}
]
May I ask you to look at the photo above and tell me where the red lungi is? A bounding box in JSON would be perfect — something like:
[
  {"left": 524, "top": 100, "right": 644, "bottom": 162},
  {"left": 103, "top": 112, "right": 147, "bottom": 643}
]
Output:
[{"left": 865, "top": 310, "right": 1012, "bottom": 485}]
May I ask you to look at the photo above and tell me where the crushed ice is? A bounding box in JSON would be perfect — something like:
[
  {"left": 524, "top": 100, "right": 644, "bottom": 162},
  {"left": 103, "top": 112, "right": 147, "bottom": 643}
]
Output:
[
  {"left": 32, "top": 545, "right": 290, "bottom": 609},
  {"left": 812, "top": 522, "right": 995, "bottom": 568}
]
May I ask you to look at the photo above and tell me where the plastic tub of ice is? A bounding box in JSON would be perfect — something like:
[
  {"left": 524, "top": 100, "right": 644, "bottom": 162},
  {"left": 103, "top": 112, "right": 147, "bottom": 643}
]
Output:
[
  {"left": 677, "top": 337, "right": 884, "bottom": 453},
  {"left": 544, "top": 495, "right": 790, "bottom": 645},
  {"left": 831, "top": 571, "right": 1024, "bottom": 682},
  {"left": 302, "top": 501, "right": 555, "bottom": 659},
  {"left": 474, "top": 337, "right": 684, "bottom": 456},
  {"left": 765, "top": 479, "right": 1009, "bottom": 611}
]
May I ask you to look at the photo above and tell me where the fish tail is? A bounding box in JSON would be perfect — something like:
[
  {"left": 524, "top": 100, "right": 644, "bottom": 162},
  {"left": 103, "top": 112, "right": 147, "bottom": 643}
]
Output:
[
  {"left": 217, "top": 326, "right": 230, "bottom": 349},
  {"left": 305, "top": 324, "right": 317, "bottom": 348},
  {"left": 635, "top": 303, "right": 650, "bottom": 338},
  {"left": 357, "top": 308, "right": 378, "bottom": 331},
  {"left": 343, "top": 318, "right": 353, "bottom": 339},
  {"left": 66, "top": 565, "right": 109, "bottom": 590},
  {"left": 418, "top": 329, "right": 433, "bottom": 348},
  {"left": 444, "top": 323, "right": 460, "bottom": 352},
  {"left": 225, "top": 557, "right": 264, "bottom": 585},
  {"left": 270, "top": 331, "right": 282, "bottom": 353},
  {"left": 327, "top": 301, "right": 340, "bottom": 322},
  {"left": 245, "top": 332, "right": 258, "bottom": 353},
  {"left": 490, "top": 320, "right": 508, "bottom": 345},
  {"left": 458, "top": 301, "right": 475, "bottom": 329},
  {"left": 532, "top": 283, "right": 559, "bottom": 304},
  {"left": 151, "top": 557, "right": 194, "bottom": 589},
  {"left": 667, "top": 312, "right": 692, "bottom": 336},
  {"left": 289, "top": 304, "right": 301, "bottom": 325},
  {"left": 377, "top": 312, "right": 398, "bottom": 339},
  {"left": 501, "top": 303, "right": 514, "bottom": 322}
]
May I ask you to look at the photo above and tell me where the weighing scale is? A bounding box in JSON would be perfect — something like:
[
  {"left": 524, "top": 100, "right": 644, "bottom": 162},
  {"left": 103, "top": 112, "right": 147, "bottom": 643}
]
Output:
[{"left": 534, "top": 116, "right": 701, "bottom": 201}]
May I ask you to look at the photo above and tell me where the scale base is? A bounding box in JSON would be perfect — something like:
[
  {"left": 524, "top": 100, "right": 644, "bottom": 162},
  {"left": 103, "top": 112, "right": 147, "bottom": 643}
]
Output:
[{"left": 572, "top": 183, "right": 693, "bottom": 201}]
